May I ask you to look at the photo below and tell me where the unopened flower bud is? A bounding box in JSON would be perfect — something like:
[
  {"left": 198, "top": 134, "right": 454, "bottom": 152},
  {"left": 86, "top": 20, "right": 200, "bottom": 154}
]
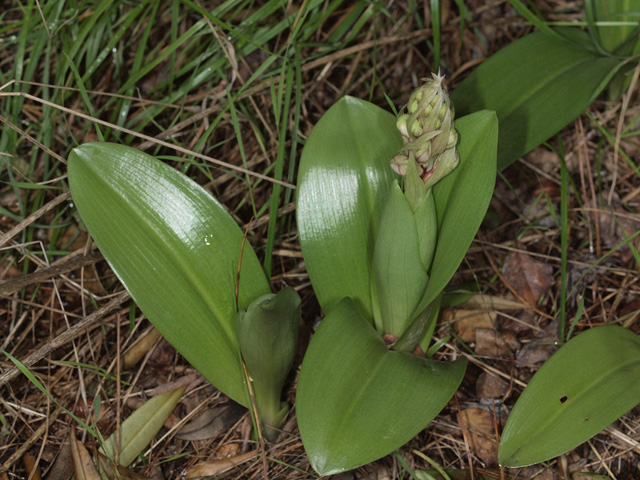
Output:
[
  {"left": 391, "top": 153, "right": 410, "bottom": 176},
  {"left": 423, "top": 147, "right": 459, "bottom": 191},
  {"left": 396, "top": 114, "right": 410, "bottom": 140},
  {"left": 391, "top": 72, "right": 458, "bottom": 191}
]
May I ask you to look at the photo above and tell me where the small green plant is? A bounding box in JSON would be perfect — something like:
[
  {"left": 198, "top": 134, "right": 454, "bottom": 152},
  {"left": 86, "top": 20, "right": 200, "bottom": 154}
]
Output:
[
  {"left": 68, "top": 144, "right": 301, "bottom": 441},
  {"left": 295, "top": 75, "right": 498, "bottom": 474}
]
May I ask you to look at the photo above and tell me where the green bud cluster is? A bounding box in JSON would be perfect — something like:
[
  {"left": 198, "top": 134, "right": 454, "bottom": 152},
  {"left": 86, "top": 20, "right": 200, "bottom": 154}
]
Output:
[{"left": 391, "top": 73, "right": 459, "bottom": 191}]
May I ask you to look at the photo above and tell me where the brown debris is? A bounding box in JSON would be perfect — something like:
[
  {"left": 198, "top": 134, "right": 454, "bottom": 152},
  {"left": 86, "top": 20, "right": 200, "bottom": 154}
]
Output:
[
  {"left": 448, "top": 309, "right": 497, "bottom": 343},
  {"left": 176, "top": 403, "right": 245, "bottom": 441},
  {"left": 516, "top": 319, "right": 560, "bottom": 368},
  {"left": 501, "top": 250, "right": 555, "bottom": 307},
  {"left": 475, "top": 328, "right": 512, "bottom": 358},
  {"left": 458, "top": 407, "right": 499, "bottom": 467},
  {"left": 184, "top": 450, "right": 257, "bottom": 479},
  {"left": 476, "top": 372, "right": 510, "bottom": 399}
]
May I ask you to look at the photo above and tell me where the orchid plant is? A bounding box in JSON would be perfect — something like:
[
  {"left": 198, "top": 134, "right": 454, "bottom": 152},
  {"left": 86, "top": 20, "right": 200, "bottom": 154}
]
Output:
[
  {"left": 68, "top": 74, "right": 498, "bottom": 474},
  {"left": 295, "top": 75, "right": 498, "bottom": 474},
  {"left": 68, "top": 144, "right": 300, "bottom": 441}
]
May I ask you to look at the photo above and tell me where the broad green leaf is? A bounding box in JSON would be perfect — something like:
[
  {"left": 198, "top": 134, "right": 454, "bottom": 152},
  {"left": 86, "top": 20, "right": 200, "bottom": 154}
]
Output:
[
  {"left": 68, "top": 143, "right": 271, "bottom": 405},
  {"left": 498, "top": 326, "right": 640, "bottom": 467},
  {"left": 297, "top": 101, "right": 497, "bottom": 326},
  {"left": 101, "top": 387, "right": 185, "bottom": 466},
  {"left": 415, "top": 110, "right": 498, "bottom": 314},
  {"left": 297, "top": 297, "right": 467, "bottom": 475},
  {"left": 451, "top": 30, "right": 623, "bottom": 170},
  {"left": 296, "top": 97, "right": 401, "bottom": 318}
]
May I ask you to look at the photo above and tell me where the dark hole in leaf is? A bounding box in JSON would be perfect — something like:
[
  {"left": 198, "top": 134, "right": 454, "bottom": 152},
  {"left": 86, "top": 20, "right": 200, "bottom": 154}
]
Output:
[
  {"left": 583, "top": 417, "right": 589, "bottom": 422},
  {"left": 560, "top": 395, "right": 568, "bottom": 403}
]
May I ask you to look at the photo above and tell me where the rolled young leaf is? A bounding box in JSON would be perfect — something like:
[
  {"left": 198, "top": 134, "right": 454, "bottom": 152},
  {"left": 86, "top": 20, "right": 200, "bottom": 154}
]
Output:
[
  {"left": 498, "top": 325, "right": 640, "bottom": 467},
  {"left": 236, "top": 286, "right": 300, "bottom": 440},
  {"left": 451, "top": 29, "right": 623, "bottom": 171},
  {"left": 68, "top": 143, "right": 271, "bottom": 406},
  {"left": 296, "top": 97, "right": 401, "bottom": 319},
  {"left": 372, "top": 181, "right": 429, "bottom": 337},
  {"left": 297, "top": 297, "right": 467, "bottom": 475}
]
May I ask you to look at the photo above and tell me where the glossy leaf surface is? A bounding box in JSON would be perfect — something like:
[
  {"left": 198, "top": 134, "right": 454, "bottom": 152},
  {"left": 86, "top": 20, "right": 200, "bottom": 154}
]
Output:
[
  {"left": 298, "top": 101, "right": 497, "bottom": 327},
  {"left": 297, "top": 297, "right": 467, "bottom": 475},
  {"left": 296, "top": 97, "right": 401, "bottom": 319},
  {"left": 499, "top": 326, "right": 640, "bottom": 467},
  {"left": 68, "top": 143, "right": 271, "bottom": 405},
  {"left": 451, "top": 30, "right": 622, "bottom": 170}
]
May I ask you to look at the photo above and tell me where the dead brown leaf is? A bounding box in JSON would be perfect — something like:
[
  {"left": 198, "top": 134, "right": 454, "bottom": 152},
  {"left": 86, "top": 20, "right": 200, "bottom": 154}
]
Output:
[
  {"left": 462, "top": 294, "right": 528, "bottom": 311},
  {"left": 145, "top": 372, "right": 201, "bottom": 396},
  {"left": 475, "top": 328, "right": 512, "bottom": 357},
  {"left": 217, "top": 443, "right": 241, "bottom": 458},
  {"left": 502, "top": 251, "right": 554, "bottom": 306},
  {"left": 22, "top": 453, "right": 42, "bottom": 480},
  {"left": 447, "top": 309, "right": 496, "bottom": 343},
  {"left": 458, "top": 407, "right": 498, "bottom": 467},
  {"left": 516, "top": 318, "right": 560, "bottom": 367},
  {"left": 176, "top": 403, "right": 245, "bottom": 441},
  {"left": 69, "top": 427, "right": 101, "bottom": 480},
  {"left": 358, "top": 463, "right": 391, "bottom": 480},
  {"left": 596, "top": 194, "right": 640, "bottom": 263},
  {"left": 476, "top": 372, "right": 509, "bottom": 399},
  {"left": 121, "top": 327, "right": 163, "bottom": 370},
  {"left": 44, "top": 442, "right": 73, "bottom": 480},
  {"left": 184, "top": 450, "right": 257, "bottom": 478}
]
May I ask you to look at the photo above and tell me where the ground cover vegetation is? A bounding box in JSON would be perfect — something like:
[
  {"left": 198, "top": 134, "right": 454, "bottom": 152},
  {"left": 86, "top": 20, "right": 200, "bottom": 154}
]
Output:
[{"left": 0, "top": 0, "right": 639, "bottom": 479}]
